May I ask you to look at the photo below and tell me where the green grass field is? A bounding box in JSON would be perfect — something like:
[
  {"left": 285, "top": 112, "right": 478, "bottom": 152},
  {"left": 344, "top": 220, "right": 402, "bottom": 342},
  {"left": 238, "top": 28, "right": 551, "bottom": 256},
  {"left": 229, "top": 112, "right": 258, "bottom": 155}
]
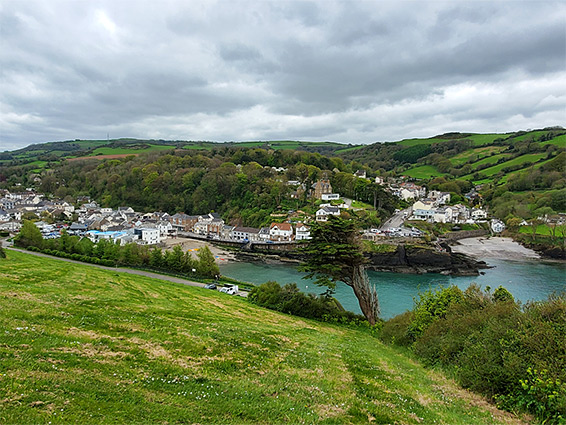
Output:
[
  {"left": 473, "top": 153, "right": 547, "bottom": 177},
  {"left": 462, "top": 153, "right": 548, "bottom": 182},
  {"left": 449, "top": 146, "right": 505, "bottom": 166},
  {"left": 510, "top": 130, "right": 549, "bottom": 142},
  {"left": 519, "top": 224, "right": 566, "bottom": 237},
  {"left": 402, "top": 165, "right": 445, "bottom": 179},
  {"left": 396, "top": 137, "right": 447, "bottom": 147},
  {"left": 91, "top": 144, "right": 175, "bottom": 156},
  {"left": 465, "top": 134, "right": 503, "bottom": 146},
  {"left": 0, "top": 251, "right": 526, "bottom": 424},
  {"left": 541, "top": 134, "right": 566, "bottom": 148},
  {"left": 396, "top": 133, "right": 502, "bottom": 148}
]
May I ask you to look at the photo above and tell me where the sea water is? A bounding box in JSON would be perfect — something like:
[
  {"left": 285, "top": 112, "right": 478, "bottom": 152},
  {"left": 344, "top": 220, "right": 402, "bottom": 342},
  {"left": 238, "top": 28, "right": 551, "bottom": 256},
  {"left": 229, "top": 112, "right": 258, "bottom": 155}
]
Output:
[{"left": 220, "top": 258, "right": 566, "bottom": 319}]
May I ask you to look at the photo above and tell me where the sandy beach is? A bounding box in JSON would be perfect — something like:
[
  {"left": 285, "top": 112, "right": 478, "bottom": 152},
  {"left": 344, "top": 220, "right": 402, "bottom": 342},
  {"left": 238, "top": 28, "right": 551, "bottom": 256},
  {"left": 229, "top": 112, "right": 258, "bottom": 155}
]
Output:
[
  {"left": 451, "top": 237, "right": 540, "bottom": 261},
  {"left": 163, "top": 237, "right": 236, "bottom": 264}
]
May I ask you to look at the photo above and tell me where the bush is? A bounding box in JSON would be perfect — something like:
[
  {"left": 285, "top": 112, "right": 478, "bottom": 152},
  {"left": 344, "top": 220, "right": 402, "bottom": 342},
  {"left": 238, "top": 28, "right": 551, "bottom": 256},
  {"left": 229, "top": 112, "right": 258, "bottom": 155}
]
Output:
[
  {"left": 380, "top": 311, "right": 414, "bottom": 346},
  {"left": 381, "top": 285, "right": 566, "bottom": 423},
  {"left": 408, "top": 285, "right": 464, "bottom": 340},
  {"left": 249, "top": 281, "right": 367, "bottom": 325},
  {"left": 497, "top": 368, "right": 566, "bottom": 424}
]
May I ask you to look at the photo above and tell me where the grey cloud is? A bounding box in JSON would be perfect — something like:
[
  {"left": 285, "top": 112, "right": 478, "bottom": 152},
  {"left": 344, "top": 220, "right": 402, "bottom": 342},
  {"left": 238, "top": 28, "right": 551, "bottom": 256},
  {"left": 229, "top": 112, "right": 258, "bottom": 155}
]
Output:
[{"left": 0, "top": 0, "right": 564, "bottom": 149}]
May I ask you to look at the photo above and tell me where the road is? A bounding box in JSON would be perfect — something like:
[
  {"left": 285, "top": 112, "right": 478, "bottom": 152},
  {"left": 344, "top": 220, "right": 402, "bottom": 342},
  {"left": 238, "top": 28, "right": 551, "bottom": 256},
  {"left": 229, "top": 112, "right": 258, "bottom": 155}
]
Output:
[{"left": 380, "top": 208, "right": 410, "bottom": 230}]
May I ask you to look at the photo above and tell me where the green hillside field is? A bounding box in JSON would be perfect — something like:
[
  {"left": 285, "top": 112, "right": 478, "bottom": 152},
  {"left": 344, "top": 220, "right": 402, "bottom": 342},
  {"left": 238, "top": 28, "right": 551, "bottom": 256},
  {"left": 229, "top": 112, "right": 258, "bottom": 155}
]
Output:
[
  {"left": 0, "top": 250, "right": 527, "bottom": 424},
  {"left": 401, "top": 165, "right": 446, "bottom": 179}
]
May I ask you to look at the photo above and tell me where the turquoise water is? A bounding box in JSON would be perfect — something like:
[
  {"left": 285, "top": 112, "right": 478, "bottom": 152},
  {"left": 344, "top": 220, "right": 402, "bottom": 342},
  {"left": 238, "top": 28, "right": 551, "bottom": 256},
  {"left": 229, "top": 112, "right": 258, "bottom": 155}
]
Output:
[{"left": 220, "top": 259, "right": 566, "bottom": 319}]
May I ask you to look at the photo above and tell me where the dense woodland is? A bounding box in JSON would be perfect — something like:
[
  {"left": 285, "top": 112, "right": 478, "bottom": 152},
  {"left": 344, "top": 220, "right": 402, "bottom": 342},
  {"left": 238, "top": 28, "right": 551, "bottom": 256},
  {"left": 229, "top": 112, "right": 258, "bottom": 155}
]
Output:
[
  {"left": 1, "top": 128, "right": 565, "bottom": 228},
  {"left": 2, "top": 147, "right": 397, "bottom": 228}
]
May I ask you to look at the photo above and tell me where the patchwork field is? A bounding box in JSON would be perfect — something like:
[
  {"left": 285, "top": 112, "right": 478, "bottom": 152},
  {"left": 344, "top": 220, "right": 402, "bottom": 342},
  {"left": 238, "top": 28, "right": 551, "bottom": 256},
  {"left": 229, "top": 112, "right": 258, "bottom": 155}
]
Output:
[
  {"left": 0, "top": 251, "right": 527, "bottom": 424},
  {"left": 401, "top": 165, "right": 446, "bottom": 179}
]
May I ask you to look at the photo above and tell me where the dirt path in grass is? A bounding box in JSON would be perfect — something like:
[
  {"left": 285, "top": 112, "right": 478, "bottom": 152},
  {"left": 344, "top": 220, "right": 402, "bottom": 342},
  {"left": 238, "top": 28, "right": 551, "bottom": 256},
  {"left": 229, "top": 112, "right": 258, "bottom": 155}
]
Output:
[{"left": 8, "top": 248, "right": 207, "bottom": 288}]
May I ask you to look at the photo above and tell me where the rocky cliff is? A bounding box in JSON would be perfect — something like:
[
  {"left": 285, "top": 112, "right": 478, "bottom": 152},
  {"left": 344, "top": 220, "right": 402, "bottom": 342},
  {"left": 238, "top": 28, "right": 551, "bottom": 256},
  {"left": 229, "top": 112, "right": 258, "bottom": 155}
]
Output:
[
  {"left": 366, "top": 244, "right": 489, "bottom": 276},
  {"left": 236, "top": 243, "right": 488, "bottom": 276}
]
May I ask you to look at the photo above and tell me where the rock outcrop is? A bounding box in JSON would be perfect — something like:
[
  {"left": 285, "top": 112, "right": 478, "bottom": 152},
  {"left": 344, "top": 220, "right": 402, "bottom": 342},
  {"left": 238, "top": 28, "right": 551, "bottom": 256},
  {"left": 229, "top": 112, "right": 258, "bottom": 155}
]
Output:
[
  {"left": 366, "top": 244, "right": 489, "bottom": 276},
  {"left": 234, "top": 243, "right": 488, "bottom": 276}
]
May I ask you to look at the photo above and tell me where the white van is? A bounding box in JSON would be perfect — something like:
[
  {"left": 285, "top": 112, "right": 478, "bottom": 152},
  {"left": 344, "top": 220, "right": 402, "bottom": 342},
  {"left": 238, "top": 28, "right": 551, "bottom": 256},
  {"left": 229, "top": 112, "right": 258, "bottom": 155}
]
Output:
[{"left": 219, "top": 284, "right": 239, "bottom": 295}]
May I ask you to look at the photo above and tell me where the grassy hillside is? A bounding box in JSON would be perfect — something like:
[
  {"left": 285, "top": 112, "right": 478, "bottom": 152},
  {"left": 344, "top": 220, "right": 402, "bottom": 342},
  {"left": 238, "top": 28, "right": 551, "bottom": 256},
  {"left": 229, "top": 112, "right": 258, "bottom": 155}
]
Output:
[{"left": 0, "top": 251, "right": 527, "bottom": 424}]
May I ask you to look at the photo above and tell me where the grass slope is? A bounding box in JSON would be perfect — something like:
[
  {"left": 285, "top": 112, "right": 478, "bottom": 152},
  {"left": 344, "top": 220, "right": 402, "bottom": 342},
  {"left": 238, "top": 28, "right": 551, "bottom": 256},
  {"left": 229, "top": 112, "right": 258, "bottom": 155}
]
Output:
[
  {"left": 402, "top": 165, "right": 446, "bottom": 179},
  {"left": 0, "top": 251, "right": 525, "bottom": 424},
  {"left": 91, "top": 144, "right": 176, "bottom": 155}
]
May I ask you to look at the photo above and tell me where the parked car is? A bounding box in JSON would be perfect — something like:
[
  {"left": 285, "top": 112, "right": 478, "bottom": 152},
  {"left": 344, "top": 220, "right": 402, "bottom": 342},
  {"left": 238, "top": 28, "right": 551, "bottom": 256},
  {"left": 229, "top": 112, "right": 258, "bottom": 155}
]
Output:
[
  {"left": 204, "top": 283, "right": 217, "bottom": 290},
  {"left": 219, "top": 284, "right": 239, "bottom": 295}
]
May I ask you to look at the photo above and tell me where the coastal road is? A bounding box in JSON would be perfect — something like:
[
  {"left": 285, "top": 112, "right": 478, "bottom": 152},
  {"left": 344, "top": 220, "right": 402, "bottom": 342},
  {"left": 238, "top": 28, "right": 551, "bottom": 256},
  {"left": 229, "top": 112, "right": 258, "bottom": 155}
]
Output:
[{"left": 380, "top": 208, "right": 410, "bottom": 230}]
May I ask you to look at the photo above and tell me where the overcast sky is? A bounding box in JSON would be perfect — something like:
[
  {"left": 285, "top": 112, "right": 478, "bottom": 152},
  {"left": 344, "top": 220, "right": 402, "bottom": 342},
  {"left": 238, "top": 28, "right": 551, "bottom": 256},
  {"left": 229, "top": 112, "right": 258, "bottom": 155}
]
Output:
[{"left": 1, "top": 0, "right": 564, "bottom": 151}]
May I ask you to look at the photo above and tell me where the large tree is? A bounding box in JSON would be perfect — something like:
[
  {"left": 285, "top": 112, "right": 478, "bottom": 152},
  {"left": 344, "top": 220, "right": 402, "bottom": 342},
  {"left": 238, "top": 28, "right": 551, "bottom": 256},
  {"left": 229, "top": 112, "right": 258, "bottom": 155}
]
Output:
[
  {"left": 14, "top": 220, "right": 43, "bottom": 249},
  {"left": 299, "top": 216, "right": 380, "bottom": 325}
]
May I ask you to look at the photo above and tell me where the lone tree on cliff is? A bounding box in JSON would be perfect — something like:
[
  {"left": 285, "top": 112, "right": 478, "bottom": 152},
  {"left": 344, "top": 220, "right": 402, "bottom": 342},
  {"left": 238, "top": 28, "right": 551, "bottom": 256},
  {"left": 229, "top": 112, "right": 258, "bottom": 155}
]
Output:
[{"left": 299, "top": 215, "right": 380, "bottom": 325}]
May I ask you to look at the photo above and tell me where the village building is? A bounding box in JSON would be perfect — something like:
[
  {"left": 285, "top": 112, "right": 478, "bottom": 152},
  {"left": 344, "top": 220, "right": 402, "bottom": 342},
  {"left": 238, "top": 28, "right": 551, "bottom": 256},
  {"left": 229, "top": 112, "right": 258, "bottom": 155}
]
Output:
[
  {"left": 491, "top": 219, "right": 506, "bottom": 233},
  {"left": 269, "top": 222, "right": 294, "bottom": 241},
  {"left": 170, "top": 213, "right": 199, "bottom": 232},
  {"left": 231, "top": 226, "right": 261, "bottom": 242},
  {"left": 295, "top": 223, "right": 311, "bottom": 240},
  {"left": 258, "top": 227, "right": 271, "bottom": 241},
  {"left": 321, "top": 193, "right": 340, "bottom": 201},
  {"left": 471, "top": 208, "right": 488, "bottom": 220},
  {"left": 134, "top": 227, "right": 161, "bottom": 245},
  {"left": 312, "top": 178, "right": 333, "bottom": 200},
  {"left": 428, "top": 191, "right": 451, "bottom": 205},
  {"left": 220, "top": 225, "right": 235, "bottom": 240},
  {"left": 315, "top": 206, "right": 341, "bottom": 222},
  {"left": 410, "top": 200, "right": 435, "bottom": 221},
  {"left": 193, "top": 213, "right": 224, "bottom": 236}
]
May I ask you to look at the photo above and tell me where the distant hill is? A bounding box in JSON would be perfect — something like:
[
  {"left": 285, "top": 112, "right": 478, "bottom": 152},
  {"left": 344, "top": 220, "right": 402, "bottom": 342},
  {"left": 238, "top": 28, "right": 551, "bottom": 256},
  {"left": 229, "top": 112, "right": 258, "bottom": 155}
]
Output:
[
  {"left": 0, "top": 250, "right": 528, "bottom": 424},
  {"left": 338, "top": 127, "right": 566, "bottom": 185},
  {"left": 0, "top": 138, "right": 351, "bottom": 170}
]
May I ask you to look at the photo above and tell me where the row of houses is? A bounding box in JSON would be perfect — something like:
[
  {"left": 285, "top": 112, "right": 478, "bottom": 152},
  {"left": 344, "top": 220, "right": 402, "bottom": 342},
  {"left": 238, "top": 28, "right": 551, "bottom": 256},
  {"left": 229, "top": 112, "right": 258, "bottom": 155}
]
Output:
[
  {"left": 410, "top": 199, "right": 488, "bottom": 224},
  {"left": 171, "top": 212, "right": 311, "bottom": 242}
]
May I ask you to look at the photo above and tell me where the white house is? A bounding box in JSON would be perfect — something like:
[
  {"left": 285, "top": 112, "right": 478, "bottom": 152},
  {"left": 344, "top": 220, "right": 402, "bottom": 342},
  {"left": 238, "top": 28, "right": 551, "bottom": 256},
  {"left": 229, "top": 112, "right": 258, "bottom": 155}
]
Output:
[
  {"left": 269, "top": 223, "right": 294, "bottom": 241},
  {"left": 231, "top": 227, "right": 261, "bottom": 242},
  {"left": 0, "top": 221, "right": 21, "bottom": 232},
  {"left": 295, "top": 223, "right": 311, "bottom": 240},
  {"left": 258, "top": 227, "right": 270, "bottom": 241},
  {"left": 220, "top": 225, "right": 235, "bottom": 240},
  {"left": 321, "top": 193, "right": 340, "bottom": 201},
  {"left": 411, "top": 200, "right": 435, "bottom": 221},
  {"left": 316, "top": 206, "right": 341, "bottom": 222},
  {"left": 433, "top": 207, "right": 453, "bottom": 224},
  {"left": 0, "top": 209, "right": 10, "bottom": 222},
  {"left": 429, "top": 191, "right": 451, "bottom": 205},
  {"left": 156, "top": 220, "right": 173, "bottom": 237},
  {"left": 399, "top": 188, "right": 419, "bottom": 201},
  {"left": 0, "top": 198, "right": 16, "bottom": 210},
  {"left": 134, "top": 227, "right": 161, "bottom": 245},
  {"left": 491, "top": 220, "right": 506, "bottom": 234},
  {"left": 471, "top": 208, "right": 488, "bottom": 220}
]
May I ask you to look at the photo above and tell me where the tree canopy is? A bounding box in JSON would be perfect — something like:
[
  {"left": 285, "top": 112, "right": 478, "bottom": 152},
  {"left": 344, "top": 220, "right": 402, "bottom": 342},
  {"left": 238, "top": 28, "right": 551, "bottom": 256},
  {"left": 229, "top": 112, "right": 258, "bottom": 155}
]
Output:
[{"left": 299, "top": 215, "right": 380, "bottom": 324}]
